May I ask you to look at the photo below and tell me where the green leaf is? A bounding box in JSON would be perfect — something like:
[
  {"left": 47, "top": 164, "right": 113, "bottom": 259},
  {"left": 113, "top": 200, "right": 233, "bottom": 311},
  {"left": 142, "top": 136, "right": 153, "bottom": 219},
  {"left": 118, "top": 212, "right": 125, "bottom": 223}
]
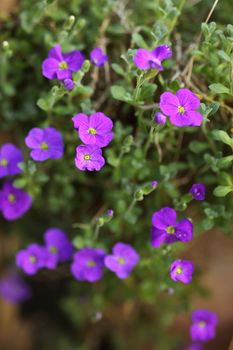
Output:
[
  {"left": 139, "top": 83, "right": 157, "bottom": 101},
  {"left": 111, "top": 85, "right": 132, "bottom": 102},
  {"left": 212, "top": 130, "right": 233, "bottom": 149},
  {"left": 111, "top": 63, "right": 125, "bottom": 76},
  {"left": 37, "top": 98, "right": 50, "bottom": 111},
  {"left": 132, "top": 33, "right": 148, "bottom": 48},
  {"left": 213, "top": 186, "right": 233, "bottom": 197},
  {"left": 209, "top": 83, "right": 230, "bottom": 94},
  {"left": 218, "top": 50, "right": 231, "bottom": 62},
  {"left": 201, "top": 23, "right": 210, "bottom": 38},
  {"left": 189, "top": 141, "right": 209, "bottom": 153},
  {"left": 205, "top": 102, "right": 220, "bottom": 116},
  {"left": 217, "top": 155, "right": 233, "bottom": 168},
  {"left": 13, "top": 178, "right": 27, "bottom": 189}
]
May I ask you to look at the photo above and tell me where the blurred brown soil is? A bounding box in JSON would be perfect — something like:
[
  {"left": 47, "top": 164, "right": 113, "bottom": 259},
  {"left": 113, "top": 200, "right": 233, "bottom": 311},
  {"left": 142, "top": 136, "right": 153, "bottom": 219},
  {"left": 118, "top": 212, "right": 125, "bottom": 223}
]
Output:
[
  {"left": 174, "top": 230, "right": 233, "bottom": 350},
  {"left": 0, "top": 0, "right": 18, "bottom": 18},
  {"left": 0, "top": 226, "right": 232, "bottom": 350},
  {"left": 0, "top": 232, "right": 31, "bottom": 350}
]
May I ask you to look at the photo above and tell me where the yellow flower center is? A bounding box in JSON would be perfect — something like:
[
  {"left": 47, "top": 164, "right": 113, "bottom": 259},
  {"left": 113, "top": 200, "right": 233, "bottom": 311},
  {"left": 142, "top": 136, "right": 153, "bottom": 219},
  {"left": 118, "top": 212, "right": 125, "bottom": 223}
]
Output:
[
  {"left": 49, "top": 246, "right": 58, "bottom": 254},
  {"left": 176, "top": 267, "right": 183, "bottom": 274},
  {"left": 0, "top": 158, "right": 8, "bottom": 166},
  {"left": 84, "top": 154, "right": 90, "bottom": 161},
  {"left": 59, "top": 61, "right": 68, "bottom": 70},
  {"left": 29, "top": 255, "right": 36, "bottom": 264},
  {"left": 117, "top": 257, "right": 125, "bottom": 265},
  {"left": 87, "top": 260, "right": 96, "bottom": 267},
  {"left": 88, "top": 127, "right": 97, "bottom": 135},
  {"left": 166, "top": 225, "right": 175, "bottom": 234},
  {"left": 8, "top": 194, "right": 16, "bottom": 203},
  {"left": 198, "top": 321, "right": 206, "bottom": 328},
  {"left": 178, "top": 106, "right": 185, "bottom": 114},
  {"left": 40, "top": 142, "right": 49, "bottom": 150}
]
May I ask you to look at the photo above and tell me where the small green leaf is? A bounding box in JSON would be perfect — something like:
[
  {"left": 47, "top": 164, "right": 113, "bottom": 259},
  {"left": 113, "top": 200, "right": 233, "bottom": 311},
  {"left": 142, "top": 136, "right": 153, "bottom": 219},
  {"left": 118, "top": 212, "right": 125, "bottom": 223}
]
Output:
[
  {"left": 111, "top": 63, "right": 125, "bottom": 76},
  {"left": 13, "top": 178, "right": 27, "bottom": 189},
  {"left": 213, "top": 186, "right": 233, "bottom": 197},
  {"left": 212, "top": 130, "right": 233, "bottom": 149},
  {"left": 37, "top": 98, "right": 50, "bottom": 111},
  {"left": 209, "top": 83, "right": 230, "bottom": 94},
  {"left": 139, "top": 83, "right": 157, "bottom": 101},
  {"left": 218, "top": 50, "right": 231, "bottom": 62},
  {"left": 217, "top": 155, "right": 233, "bottom": 168},
  {"left": 189, "top": 141, "right": 209, "bottom": 153},
  {"left": 132, "top": 33, "right": 148, "bottom": 48},
  {"left": 201, "top": 23, "right": 210, "bottom": 38},
  {"left": 111, "top": 85, "right": 132, "bottom": 102}
]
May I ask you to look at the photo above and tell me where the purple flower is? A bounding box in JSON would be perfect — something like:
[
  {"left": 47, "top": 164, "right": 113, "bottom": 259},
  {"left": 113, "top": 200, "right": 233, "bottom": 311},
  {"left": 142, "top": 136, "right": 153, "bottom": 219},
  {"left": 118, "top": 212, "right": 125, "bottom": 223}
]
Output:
[
  {"left": 159, "top": 88, "right": 203, "bottom": 127},
  {"left": 43, "top": 228, "right": 73, "bottom": 269},
  {"left": 104, "top": 243, "right": 140, "bottom": 279},
  {"left": 42, "top": 44, "right": 84, "bottom": 80},
  {"left": 107, "top": 209, "right": 114, "bottom": 216},
  {"left": 154, "top": 112, "right": 167, "bottom": 125},
  {"left": 0, "top": 143, "right": 24, "bottom": 178},
  {"left": 190, "top": 309, "right": 218, "bottom": 342},
  {"left": 151, "top": 207, "right": 193, "bottom": 248},
  {"left": 72, "top": 112, "right": 114, "bottom": 147},
  {"left": 16, "top": 244, "right": 47, "bottom": 275},
  {"left": 0, "top": 272, "right": 31, "bottom": 303},
  {"left": 25, "top": 127, "right": 64, "bottom": 161},
  {"left": 0, "top": 180, "right": 32, "bottom": 221},
  {"left": 151, "top": 181, "right": 158, "bottom": 188},
  {"left": 134, "top": 45, "right": 172, "bottom": 71},
  {"left": 64, "top": 78, "right": 75, "bottom": 90},
  {"left": 75, "top": 144, "right": 105, "bottom": 171},
  {"left": 170, "top": 259, "right": 194, "bottom": 284},
  {"left": 71, "top": 248, "right": 106, "bottom": 282},
  {"left": 90, "top": 48, "right": 108, "bottom": 67},
  {"left": 190, "top": 183, "right": 206, "bottom": 201},
  {"left": 185, "top": 343, "right": 204, "bottom": 350}
]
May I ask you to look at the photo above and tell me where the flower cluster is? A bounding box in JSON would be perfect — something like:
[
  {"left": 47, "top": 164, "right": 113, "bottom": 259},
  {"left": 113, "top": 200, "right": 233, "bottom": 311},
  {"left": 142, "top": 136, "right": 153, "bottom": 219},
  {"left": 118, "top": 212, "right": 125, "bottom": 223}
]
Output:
[
  {"left": 190, "top": 183, "right": 206, "bottom": 201},
  {"left": 25, "top": 127, "right": 64, "bottom": 162},
  {"left": 42, "top": 45, "right": 108, "bottom": 90},
  {"left": 134, "top": 45, "right": 172, "bottom": 71},
  {"left": 151, "top": 207, "right": 193, "bottom": 248},
  {"left": 0, "top": 272, "right": 31, "bottom": 303},
  {"left": 6, "top": 35, "right": 215, "bottom": 347},
  {"left": 16, "top": 228, "right": 73, "bottom": 275},
  {"left": 189, "top": 309, "right": 218, "bottom": 343},
  {"left": 170, "top": 259, "right": 194, "bottom": 284},
  {"left": 90, "top": 48, "right": 108, "bottom": 67},
  {"left": 0, "top": 180, "right": 32, "bottom": 221},
  {"left": 71, "top": 242, "right": 140, "bottom": 282},
  {"left": 72, "top": 112, "right": 114, "bottom": 171},
  {"left": 158, "top": 89, "right": 203, "bottom": 127},
  {"left": 0, "top": 143, "right": 23, "bottom": 178},
  {"left": 16, "top": 237, "right": 139, "bottom": 282},
  {"left": 42, "top": 44, "right": 85, "bottom": 89}
]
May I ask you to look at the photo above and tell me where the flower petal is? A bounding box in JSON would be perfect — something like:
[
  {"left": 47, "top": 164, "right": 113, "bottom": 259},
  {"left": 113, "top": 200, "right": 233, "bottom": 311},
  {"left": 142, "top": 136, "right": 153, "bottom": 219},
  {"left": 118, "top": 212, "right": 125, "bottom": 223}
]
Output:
[
  {"left": 56, "top": 69, "right": 72, "bottom": 80},
  {"left": 175, "top": 219, "right": 193, "bottom": 242},
  {"left": 42, "top": 58, "right": 59, "bottom": 80},
  {"left": 151, "top": 45, "right": 172, "bottom": 61},
  {"left": 134, "top": 49, "right": 152, "bottom": 70},
  {"left": 152, "top": 207, "right": 177, "bottom": 229},
  {"left": 160, "top": 92, "right": 179, "bottom": 116},
  {"left": 48, "top": 44, "right": 63, "bottom": 61},
  {"left": 63, "top": 50, "right": 85, "bottom": 71},
  {"left": 176, "top": 88, "right": 200, "bottom": 111},
  {"left": 185, "top": 111, "right": 203, "bottom": 126},
  {"left": 72, "top": 113, "right": 89, "bottom": 129},
  {"left": 151, "top": 227, "right": 166, "bottom": 248}
]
